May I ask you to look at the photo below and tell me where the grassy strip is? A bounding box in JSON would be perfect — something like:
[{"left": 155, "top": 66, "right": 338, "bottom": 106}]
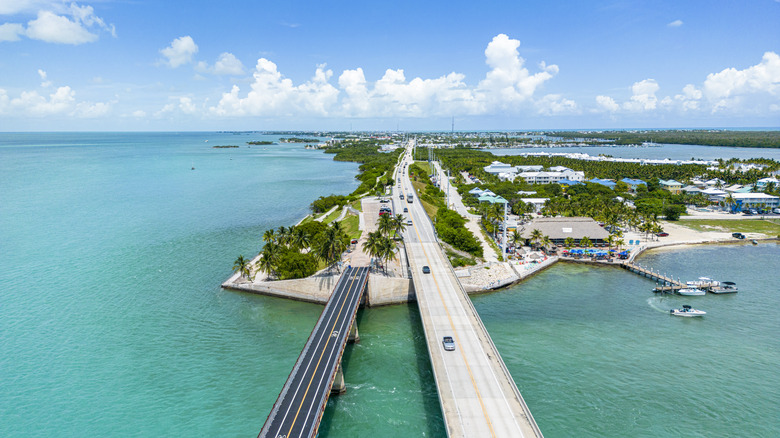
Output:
[
  {"left": 479, "top": 223, "right": 503, "bottom": 261},
  {"left": 674, "top": 219, "right": 780, "bottom": 235},
  {"left": 446, "top": 249, "right": 476, "bottom": 268},
  {"left": 341, "top": 214, "right": 362, "bottom": 240},
  {"left": 412, "top": 180, "right": 439, "bottom": 219},
  {"left": 323, "top": 207, "right": 342, "bottom": 224}
]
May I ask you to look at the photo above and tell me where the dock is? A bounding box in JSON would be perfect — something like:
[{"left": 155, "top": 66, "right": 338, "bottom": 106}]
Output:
[{"left": 620, "top": 261, "right": 684, "bottom": 292}]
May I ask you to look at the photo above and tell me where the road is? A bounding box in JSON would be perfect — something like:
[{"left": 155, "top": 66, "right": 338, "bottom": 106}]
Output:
[
  {"left": 393, "top": 142, "right": 542, "bottom": 438},
  {"left": 258, "top": 267, "right": 369, "bottom": 438}
]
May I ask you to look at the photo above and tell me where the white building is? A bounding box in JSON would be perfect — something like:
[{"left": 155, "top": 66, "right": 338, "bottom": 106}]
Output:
[
  {"left": 726, "top": 193, "right": 780, "bottom": 209},
  {"left": 517, "top": 168, "right": 585, "bottom": 184},
  {"left": 520, "top": 198, "right": 549, "bottom": 212},
  {"left": 484, "top": 161, "right": 515, "bottom": 174}
]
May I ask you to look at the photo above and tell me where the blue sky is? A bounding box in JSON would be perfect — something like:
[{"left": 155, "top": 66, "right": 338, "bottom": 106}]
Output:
[{"left": 1, "top": 0, "right": 778, "bottom": 131}]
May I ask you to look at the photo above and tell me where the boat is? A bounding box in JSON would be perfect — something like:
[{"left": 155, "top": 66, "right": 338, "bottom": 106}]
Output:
[
  {"left": 676, "top": 287, "right": 706, "bottom": 296},
  {"left": 670, "top": 305, "right": 706, "bottom": 317},
  {"left": 686, "top": 277, "right": 719, "bottom": 288},
  {"left": 710, "top": 281, "right": 738, "bottom": 294},
  {"left": 751, "top": 239, "right": 758, "bottom": 245}
]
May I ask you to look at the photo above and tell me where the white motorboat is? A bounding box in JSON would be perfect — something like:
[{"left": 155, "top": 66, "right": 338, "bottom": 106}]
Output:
[
  {"left": 677, "top": 287, "right": 706, "bottom": 296},
  {"left": 710, "top": 281, "right": 738, "bottom": 294},
  {"left": 686, "top": 277, "right": 719, "bottom": 288},
  {"left": 671, "top": 305, "right": 706, "bottom": 317}
]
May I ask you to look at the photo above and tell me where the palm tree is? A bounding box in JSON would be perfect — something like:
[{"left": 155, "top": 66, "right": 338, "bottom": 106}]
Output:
[
  {"left": 541, "top": 235, "right": 551, "bottom": 252},
  {"left": 316, "top": 223, "right": 347, "bottom": 272},
  {"left": 363, "top": 230, "right": 384, "bottom": 269},
  {"left": 377, "top": 213, "right": 394, "bottom": 237},
  {"left": 379, "top": 237, "right": 396, "bottom": 274},
  {"left": 290, "top": 227, "right": 310, "bottom": 251},
  {"left": 564, "top": 237, "right": 574, "bottom": 248},
  {"left": 391, "top": 214, "right": 407, "bottom": 238},
  {"left": 277, "top": 225, "right": 290, "bottom": 246},
  {"left": 232, "top": 255, "right": 251, "bottom": 281},
  {"left": 509, "top": 230, "right": 522, "bottom": 249},
  {"left": 263, "top": 228, "right": 276, "bottom": 244},
  {"left": 530, "top": 228, "right": 543, "bottom": 249},
  {"left": 257, "top": 242, "right": 281, "bottom": 279},
  {"left": 580, "top": 236, "right": 592, "bottom": 249}
]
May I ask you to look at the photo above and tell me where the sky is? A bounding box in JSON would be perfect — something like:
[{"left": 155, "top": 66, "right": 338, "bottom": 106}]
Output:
[{"left": 0, "top": 0, "right": 779, "bottom": 131}]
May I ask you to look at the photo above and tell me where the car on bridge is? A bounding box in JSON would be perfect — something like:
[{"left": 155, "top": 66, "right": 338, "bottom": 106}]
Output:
[
  {"left": 442, "top": 336, "right": 455, "bottom": 351},
  {"left": 422, "top": 266, "right": 430, "bottom": 274}
]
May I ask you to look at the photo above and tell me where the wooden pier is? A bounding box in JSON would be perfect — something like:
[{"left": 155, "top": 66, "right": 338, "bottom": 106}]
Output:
[{"left": 620, "top": 261, "right": 684, "bottom": 292}]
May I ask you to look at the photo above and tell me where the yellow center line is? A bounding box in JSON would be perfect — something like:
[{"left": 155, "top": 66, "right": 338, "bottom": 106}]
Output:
[
  {"left": 408, "top": 197, "right": 497, "bottom": 438},
  {"left": 286, "top": 270, "right": 360, "bottom": 437}
]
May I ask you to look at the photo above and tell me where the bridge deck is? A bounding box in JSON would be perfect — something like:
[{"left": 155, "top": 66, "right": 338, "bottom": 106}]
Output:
[
  {"left": 397, "top": 143, "right": 543, "bottom": 438},
  {"left": 259, "top": 266, "right": 369, "bottom": 438}
]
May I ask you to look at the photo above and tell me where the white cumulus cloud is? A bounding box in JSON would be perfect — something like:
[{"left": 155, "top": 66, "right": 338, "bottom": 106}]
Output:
[
  {"left": 0, "top": 23, "right": 25, "bottom": 41},
  {"left": 595, "top": 95, "right": 620, "bottom": 112},
  {"left": 667, "top": 19, "right": 683, "bottom": 28},
  {"left": 623, "top": 79, "right": 660, "bottom": 111},
  {"left": 208, "top": 34, "right": 559, "bottom": 119},
  {"left": 2, "top": 3, "right": 115, "bottom": 45},
  {"left": 160, "top": 36, "right": 198, "bottom": 68},
  {"left": 0, "top": 70, "right": 112, "bottom": 117},
  {"left": 536, "top": 94, "right": 578, "bottom": 115},
  {"left": 26, "top": 10, "right": 97, "bottom": 44},
  {"left": 213, "top": 52, "right": 245, "bottom": 75}
]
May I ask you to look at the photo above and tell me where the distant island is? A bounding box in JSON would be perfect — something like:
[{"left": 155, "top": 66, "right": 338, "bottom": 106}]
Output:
[
  {"left": 280, "top": 137, "right": 320, "bottom": 143},
  {"left": 212, "top": 145, "right": 240, "bottom": 149},
  {"left": 247, "top": 141, "right": 274, "bottom": 145},
  {"left": 550, "top": 130, "right": 780, "bottom": 148}
]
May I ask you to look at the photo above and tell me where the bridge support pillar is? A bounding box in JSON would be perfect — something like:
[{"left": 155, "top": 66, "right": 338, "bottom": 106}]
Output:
[
  {"left": 348, "top": 322, "right": 360, "bottom": 343},
  {"left": 331, "top": 364, "right": 346, "bottom": 395}
]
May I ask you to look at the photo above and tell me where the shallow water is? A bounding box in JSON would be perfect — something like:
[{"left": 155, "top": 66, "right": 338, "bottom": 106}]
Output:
[{"left": 2, "top": 133, "right": 777, "bottom": 437}]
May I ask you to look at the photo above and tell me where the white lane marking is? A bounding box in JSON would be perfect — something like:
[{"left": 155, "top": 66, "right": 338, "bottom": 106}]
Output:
[
  {"left": 270, "top": 271, "right": 354, "bottom": 436},
  {"left": 296, "top": 270, "right": 367, "bottom": 437}
]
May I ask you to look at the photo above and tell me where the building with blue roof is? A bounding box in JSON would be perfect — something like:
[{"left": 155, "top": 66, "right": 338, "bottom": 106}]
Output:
[
  {"left": 620, "top": 178, "right": 646, "bottom": 192},
  {"left": 588, "top": 178, "right": 617, "bottom": 189}
]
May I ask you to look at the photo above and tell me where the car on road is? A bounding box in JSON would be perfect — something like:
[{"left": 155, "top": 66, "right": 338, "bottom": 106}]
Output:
[
  {"left": 732, "top": 232, "right": 746, "bottom": 239},
  {"left": 406, "top": 219, "right": 413, "bottom": 226},
  {"left": 442, "top": 336, "right": 455, "bottom": 351},
  {"left": 422, "top": 266, "right": 430, "bottom": 274},
  {"left": 657, "top": 232, "right": 669, "bottom": 237},
  {"left": 399, "top": 194, "right": 404, "bottom": 200},
  {"left": 403, "top": 207, "right": 408, "bottom": 213}
]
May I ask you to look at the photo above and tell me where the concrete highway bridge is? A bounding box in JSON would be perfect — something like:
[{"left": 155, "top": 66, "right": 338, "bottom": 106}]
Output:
[
  {"left": 258, "top": 267, "right": 368, "bottom": 438},
  {"left": 257, "top": 141, "right": 542, "bottom": 437}
]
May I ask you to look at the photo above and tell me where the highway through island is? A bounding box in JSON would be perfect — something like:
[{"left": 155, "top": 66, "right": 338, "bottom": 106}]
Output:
[{"left": 394, "top": 141, "right": 543, "bottom": 438}]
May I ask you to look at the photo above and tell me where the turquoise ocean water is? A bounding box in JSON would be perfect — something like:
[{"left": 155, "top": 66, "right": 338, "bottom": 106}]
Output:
[{"left": 2, "top": 133, "right": 777, "bottom": 437}]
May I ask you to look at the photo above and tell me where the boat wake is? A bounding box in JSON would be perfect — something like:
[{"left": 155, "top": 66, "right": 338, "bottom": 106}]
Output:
[{"left": 647, "top": 296, "right": 672, "bottom": 313}]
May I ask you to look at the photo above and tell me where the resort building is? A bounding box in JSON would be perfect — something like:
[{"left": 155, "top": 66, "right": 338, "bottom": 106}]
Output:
[
  {"left": 659, "top": 179, "right": 683, "bottom": 194},
  {"left": 620, "top": 178, "right": 646, "bottom": 192},
  {"left": 519, "top": 217, "right": 609, "bottom": 246},
  {"left": 478, "top": 194, "right": 508, "bottom": 204},
  {"left": 726, "top": 193, "right": 780, "bottom": 210},
  {"left": 588, "top": 178, "right": 617, "bottom": 189},
  {"left": 484, "top": 161, "right": 515, "bottom": 174},
  {"left": 701, "top": 187, "right": 728, "bottom": 202},
  {"left": 519, "top": 198, "right": 549, "bottom": 212},
  {"left": 756, "top": 177, "right": 780, "bottom": 189},
  {"left": 516, "top": 168, "right": 585, "bottom": 184},
  {"left": 483, "top": 161, "right": 585, "bottom": 184}
]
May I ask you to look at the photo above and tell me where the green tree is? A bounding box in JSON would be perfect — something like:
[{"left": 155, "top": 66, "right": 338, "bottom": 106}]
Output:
[
  {"left": 232, "top": 255, "right": 251, "bottom": 281},
  {"left": 530, "top": 228, "right": 543, "bottom": 249},
  {"left": 564, "top": 237, "right": 574, "bottom": 248},
  {"left": 580, "top": 236, "right": 592, "bottom": 248}
]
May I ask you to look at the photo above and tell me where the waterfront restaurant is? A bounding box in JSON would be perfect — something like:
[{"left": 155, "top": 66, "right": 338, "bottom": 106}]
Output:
[{"left": 519, "top": 217, "right": 610, "bottom": 247}]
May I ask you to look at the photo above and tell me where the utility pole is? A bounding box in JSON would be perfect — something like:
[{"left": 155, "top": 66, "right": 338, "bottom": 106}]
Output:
[
  {"left": 447, "top": 169, "right": 450, "bottom": 209},
  {"left": 502, "top": 201, "right": 508, "bottom": 258}
]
